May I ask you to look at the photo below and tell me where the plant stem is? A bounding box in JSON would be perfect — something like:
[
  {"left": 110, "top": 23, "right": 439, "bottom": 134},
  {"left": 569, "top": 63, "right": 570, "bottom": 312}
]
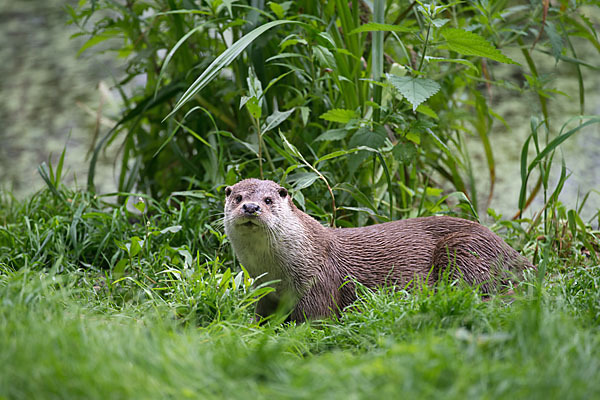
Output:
[{"left": 417, "top": 23, "right": 431, "bottom": 73}]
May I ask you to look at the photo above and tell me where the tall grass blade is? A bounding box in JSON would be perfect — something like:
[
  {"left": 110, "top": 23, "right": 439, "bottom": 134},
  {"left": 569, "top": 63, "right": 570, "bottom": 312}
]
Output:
[
  {"left": 164, "top": 20, "right": 300, "bottom": 121},
  {"left": 372, "top": 0, "right": 385, "bottom": 124},
  {"left": 153, "top": 22, "right": 214, "bottom": 99},
  {"left": 87, "top": 82, "right": 185, "bottom": 192},
  {"left": 37, "top": 163, "right": 67, "bottom": 204},
  {"left": 526, "top": 116, "right": 600, "bottom": 177},
  {"left": 55, "top": 144, "right": 67, "bottom": 187}
]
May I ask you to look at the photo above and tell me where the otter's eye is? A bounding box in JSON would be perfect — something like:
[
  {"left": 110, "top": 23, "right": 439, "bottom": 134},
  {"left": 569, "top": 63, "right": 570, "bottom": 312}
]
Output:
[
  {"left": 264, "top": 197, "right": 272, "bottom": 205},
  {"left": 235, "top": 195, "right": 242, "bottom": 203}
]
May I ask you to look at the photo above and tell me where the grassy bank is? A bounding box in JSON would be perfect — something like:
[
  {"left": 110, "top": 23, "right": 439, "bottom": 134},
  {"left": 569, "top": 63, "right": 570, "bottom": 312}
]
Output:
[{"left": 1, "top": 187, "right": 599, "bottom": 399}]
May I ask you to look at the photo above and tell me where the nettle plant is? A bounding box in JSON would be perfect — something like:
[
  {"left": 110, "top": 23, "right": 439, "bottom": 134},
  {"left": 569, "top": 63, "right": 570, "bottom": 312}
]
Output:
[{"left": 70, "top": 0, "right": 599, "bottom": 225}]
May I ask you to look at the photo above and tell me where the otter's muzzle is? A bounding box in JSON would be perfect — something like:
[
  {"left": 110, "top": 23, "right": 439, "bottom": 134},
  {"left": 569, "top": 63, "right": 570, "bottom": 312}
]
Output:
[{"left": 242, "top": 202, "right": 261, "bottom": 215}]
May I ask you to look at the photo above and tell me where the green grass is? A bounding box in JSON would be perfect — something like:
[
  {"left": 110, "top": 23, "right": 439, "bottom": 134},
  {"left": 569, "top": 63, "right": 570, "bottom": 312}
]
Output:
[{"left": 1, "top": 187, "right": 600, "bottom": 399}]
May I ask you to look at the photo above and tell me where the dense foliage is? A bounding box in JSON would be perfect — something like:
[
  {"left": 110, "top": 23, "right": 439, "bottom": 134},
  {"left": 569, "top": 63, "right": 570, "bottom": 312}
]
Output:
[{"left": 68, "top": 0, "right": 600, "bottom": 226}]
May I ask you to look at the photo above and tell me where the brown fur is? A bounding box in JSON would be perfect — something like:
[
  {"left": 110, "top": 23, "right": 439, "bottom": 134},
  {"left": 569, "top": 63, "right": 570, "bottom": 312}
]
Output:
[{"left": 224, "top": 179, "right": 534, "bottom": 322}]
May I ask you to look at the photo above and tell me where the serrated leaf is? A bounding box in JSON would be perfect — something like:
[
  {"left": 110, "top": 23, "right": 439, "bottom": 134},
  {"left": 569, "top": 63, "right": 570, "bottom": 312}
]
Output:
[
  {"left": 319, "top": 109, "right": 358, "bottom": 124},
  {"left": 392, "top": 142, "right": 417, "bottom": 164},
  {"left": 348, "top": 126, "right": 387, "bottom": 149},
  {"left": 545, "top": 21, "right": 563, "bottom": 63},
  {"left": 387, "top": 75, "right": 440, "bottom": 111},
  {"left": 349, "top": 22, "right": 415, "bottom": 35},
  {"left": 440, "top": 28, "right": 519, "bottom": 65}
]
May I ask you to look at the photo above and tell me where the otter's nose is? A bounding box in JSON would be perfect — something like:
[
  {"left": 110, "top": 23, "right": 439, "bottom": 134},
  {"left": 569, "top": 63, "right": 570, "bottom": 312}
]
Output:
[{"left": 242, "top": 203, "right": 261, "bottom": 215}]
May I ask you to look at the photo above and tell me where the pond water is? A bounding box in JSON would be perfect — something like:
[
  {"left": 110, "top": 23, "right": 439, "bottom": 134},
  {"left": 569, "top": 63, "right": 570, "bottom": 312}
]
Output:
[
  {"left": 1, "top": 1, "right": 598, "bottom": 223},
  {"left": 0, "top": 0, "right": 119, "bottom": 196},
  {"left": 472, "top": 37, "right": 600, "bottom": 223}
]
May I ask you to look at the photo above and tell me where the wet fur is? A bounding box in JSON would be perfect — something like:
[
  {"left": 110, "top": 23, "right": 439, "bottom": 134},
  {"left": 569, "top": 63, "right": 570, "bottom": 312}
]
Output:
[{"left": 224, "top": 179, "right": 534, "bottom": 322}]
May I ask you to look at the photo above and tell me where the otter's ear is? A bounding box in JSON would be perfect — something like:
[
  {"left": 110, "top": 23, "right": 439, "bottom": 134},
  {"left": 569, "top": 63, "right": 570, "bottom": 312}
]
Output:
[
  {"left": 278, "top": 187, "right": 288, "bottom": 198},
  {"left": 225, "top": 186, "right": 232, "bottom": 197}
]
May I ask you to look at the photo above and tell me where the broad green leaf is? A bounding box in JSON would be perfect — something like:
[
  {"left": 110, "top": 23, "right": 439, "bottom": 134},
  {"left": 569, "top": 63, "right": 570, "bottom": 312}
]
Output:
[
  {"left": 77, "top": 29, "right": 121, "bottom": 56},
  {"left": 406, "top": 131, "right": 420, "bottom": 144},
  {"left": 265, "top": 52, "right": 308, "bottom": 62},
  {"left": 245, "top": 97, "right": 261, "bottom": 120},
  {"left": 425, "top": 56, "right": 479, "bottom": 73},
  {"left": 349, "top": 22, "right": 415, "bottom": 35},
  {"left": 128, "top": 236, "right": 142, "bottom": 258},
  {"left": 280, "top": 37, "right": 308, "bottom": 51},
  {"left": 134, "top": 199, "right": 145, "bottom": 213},
  {"left": 261, "top": 108, "right": 295, "bottom": 133},
  {"left": 440, "top": 28, "right": 519, "bottom": 65},
  {"left": 289, "top": 172, "right": 319, "bottom": 190},
  {"left": 431, "top": 18, "right": 450, "bottom": 28},
  {"left": 387, "top": 75, "right": 440, "bottom": 111},
  {"left": 416, "top": 104, "right": 439, "bottom": 119},
  {"left": 314, "top": 128, "right": 350, "bottom": 141},
  {"left": 313, "top": 45, "right": 336, "bottom": 68},
  {"left": 392, "top": 142, "right": 417, "bottom": 164},
  {"left": 319, "top": 109, "right": 358, "bottom": 124},
  {"left": 349, "top": 126, "right": 387, "bottom": 149},
  {"left": 268, "top": 2, "right": 285, "bottom": 18},
  {"left": 426, "top": 187, "right": 444, "bottom": 196},
  {"left": 113, "top": 259, "right": 128, "bottom": 279}
]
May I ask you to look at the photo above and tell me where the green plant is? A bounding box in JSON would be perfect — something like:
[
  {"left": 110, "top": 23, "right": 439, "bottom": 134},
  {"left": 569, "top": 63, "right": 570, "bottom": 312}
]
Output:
[{"left": 69, "top": 1, "right": 599, "bottom": 227}]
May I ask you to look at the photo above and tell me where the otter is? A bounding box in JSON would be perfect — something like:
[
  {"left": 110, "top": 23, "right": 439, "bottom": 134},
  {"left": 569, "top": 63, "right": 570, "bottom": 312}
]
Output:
[{"left": 224, "top": 179, "right": 534, "bottom": 322}]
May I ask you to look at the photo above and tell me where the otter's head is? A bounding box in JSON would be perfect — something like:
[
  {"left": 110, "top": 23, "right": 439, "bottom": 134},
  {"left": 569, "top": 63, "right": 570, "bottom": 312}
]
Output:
[
  {"left": 224, "top": 179, "right": 299, "bottom": 273},
  {"left": 224, "top": 179, "right": 293, "bottom": 235}
]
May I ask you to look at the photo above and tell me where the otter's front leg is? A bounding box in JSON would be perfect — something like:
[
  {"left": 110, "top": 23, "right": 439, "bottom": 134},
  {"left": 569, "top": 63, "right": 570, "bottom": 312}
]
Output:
[
  {"left": 255, "top": 292, "right": 280, "bottom": 319},
  {"left": 255, "top": 290, "right": 298, "bottom": 322},
  {"left": 290, "top": 284, "right": 340, "bottom": 322}
]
